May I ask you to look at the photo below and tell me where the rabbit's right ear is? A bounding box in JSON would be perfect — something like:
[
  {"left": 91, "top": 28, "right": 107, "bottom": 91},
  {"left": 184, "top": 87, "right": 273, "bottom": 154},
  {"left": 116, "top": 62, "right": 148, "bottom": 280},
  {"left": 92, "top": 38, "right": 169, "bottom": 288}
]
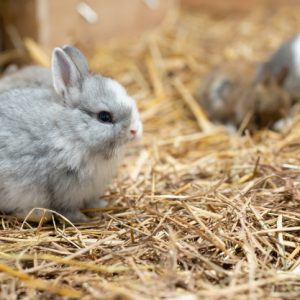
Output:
[
  {"left": 52, "top": 47, "right": 82, "bottom": 98},
  {"left": 275, "top": 66, "right": 289, "bottom": 86},
  {"left": 254, "top": 62, "right": 289, "bottom": 87},
  {"left": 62, "top": 45, "right": 89, "bottom": 77},
  {"left": 254, "top": 62, "right": 271, "bottom": 85}
]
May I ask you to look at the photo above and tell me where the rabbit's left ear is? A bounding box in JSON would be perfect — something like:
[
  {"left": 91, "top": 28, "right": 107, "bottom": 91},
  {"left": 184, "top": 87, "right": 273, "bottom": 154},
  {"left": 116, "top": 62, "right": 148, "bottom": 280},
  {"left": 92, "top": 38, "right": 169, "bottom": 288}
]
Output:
[{"left": 51, "top": 47, "right": 82, "bottom": 98}]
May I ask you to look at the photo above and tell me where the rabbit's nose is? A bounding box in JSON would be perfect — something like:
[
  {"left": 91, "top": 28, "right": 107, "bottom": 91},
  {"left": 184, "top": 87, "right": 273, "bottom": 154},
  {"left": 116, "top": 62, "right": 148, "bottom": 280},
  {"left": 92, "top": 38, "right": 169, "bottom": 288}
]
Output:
[{"left": 130, "top": 129, "right": 137, "bottom": 135}]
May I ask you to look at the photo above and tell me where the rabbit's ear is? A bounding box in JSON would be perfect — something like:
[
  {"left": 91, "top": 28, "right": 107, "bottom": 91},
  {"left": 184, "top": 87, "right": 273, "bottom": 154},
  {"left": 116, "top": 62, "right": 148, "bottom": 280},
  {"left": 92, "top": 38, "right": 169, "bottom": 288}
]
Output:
[
  {"left": 52, "top": 47, "right": 81, "bottom": 97},
  {"left": 254, "top": 62, "right": 271, "bottom": 86},
  {"left": 62, "top": 45, "right": 89, "bottom": 76},
  {"left": 275, "top": 66, "right": 289, "bottom": 86}
]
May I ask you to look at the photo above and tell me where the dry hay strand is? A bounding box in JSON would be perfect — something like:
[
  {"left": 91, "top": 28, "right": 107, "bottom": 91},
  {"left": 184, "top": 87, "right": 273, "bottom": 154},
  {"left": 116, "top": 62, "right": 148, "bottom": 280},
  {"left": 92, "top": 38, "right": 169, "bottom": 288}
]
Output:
[{"left": 1, "top": 6, "right": 300, "bottom": 300}]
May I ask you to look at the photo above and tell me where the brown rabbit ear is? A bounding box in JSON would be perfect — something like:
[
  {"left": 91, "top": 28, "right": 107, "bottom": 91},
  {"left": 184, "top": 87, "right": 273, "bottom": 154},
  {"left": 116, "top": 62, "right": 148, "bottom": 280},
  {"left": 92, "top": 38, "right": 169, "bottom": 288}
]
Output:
[
  {"left": 254, "top": 62, "right": 272, "bottom": 86},
  {"left": 275, "top": 66, "right": 289, "bottom": 86}
]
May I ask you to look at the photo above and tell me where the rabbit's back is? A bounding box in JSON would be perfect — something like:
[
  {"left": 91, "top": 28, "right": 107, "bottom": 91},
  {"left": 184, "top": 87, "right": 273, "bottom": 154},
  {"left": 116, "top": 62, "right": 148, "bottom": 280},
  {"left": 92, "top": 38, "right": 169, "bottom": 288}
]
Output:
[
  {"left": 0, "top": 88, "right": 70, "bottom": 181},
  {"left": 0, "top": 89, "right": 81, "bottom": 211},
  {"left": 0, "top": 88, "right": 58, "bottom": 213},
  {"left": 0, "top": 88, "right": 61, "bottom": 146},
  {"left": 0, "top": 66, "right": 51, "bottom": 93}
]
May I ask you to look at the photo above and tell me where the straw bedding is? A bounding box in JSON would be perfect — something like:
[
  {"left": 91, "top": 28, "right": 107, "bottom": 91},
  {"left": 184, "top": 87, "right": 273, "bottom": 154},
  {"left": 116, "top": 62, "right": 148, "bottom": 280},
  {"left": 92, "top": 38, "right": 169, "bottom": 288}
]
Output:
[{"left": 1, "top": 6, "right": 300, "bottom": 300}]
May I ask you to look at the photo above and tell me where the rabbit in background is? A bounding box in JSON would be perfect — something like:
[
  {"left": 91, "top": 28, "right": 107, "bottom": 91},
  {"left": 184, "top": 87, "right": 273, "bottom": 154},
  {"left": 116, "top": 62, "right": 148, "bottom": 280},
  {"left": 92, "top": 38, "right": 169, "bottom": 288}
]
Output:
[
  {"left": 197, "top": 34, "right": 300, "bottom": 132},
  {"left": 197, "top": 61, "right": 291, "bottom": 131},
  {"left": 0, "top": 45, "right": 143, "bottom": 222},
  {"left": 197, "top": 62, "right": 255, "bottom": 126}
]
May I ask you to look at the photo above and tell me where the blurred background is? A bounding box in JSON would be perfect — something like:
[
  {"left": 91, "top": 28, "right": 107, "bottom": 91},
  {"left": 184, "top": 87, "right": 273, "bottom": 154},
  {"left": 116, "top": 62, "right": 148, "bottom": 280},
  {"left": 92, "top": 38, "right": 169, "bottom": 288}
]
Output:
[{"left": 1, "top": 0, "right": 300, "bottom": 66}]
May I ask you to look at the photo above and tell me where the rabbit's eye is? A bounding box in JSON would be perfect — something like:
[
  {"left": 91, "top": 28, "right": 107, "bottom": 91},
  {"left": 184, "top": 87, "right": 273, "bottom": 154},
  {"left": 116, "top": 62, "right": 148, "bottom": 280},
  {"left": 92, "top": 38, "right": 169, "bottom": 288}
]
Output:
[{"left": 97, "top": 111, "right": 113, "bottom": 123}]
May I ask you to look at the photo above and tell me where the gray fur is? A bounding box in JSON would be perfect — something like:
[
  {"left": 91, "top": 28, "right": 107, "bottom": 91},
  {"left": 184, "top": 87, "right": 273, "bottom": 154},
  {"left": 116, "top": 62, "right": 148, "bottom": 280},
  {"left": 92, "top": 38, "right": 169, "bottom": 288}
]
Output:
[
  {"left": 0, "top": 46, "right": 142, "bottom": 222},
  {"left": 0, "top": 66, "right": 52, "bottom": 93},
  {"left": 62, "top": 45, "right": 89, "bottom": 76}
]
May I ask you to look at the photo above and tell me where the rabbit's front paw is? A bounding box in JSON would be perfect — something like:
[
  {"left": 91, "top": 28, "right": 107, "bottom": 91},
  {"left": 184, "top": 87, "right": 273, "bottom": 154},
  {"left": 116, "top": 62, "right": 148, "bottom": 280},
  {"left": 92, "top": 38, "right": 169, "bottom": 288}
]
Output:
[
  {"left": 85, "top": 198, "right": 108, "bottom": 209},
  {"left": 61, "top": 210, "right": 89, "bottom": 223}
]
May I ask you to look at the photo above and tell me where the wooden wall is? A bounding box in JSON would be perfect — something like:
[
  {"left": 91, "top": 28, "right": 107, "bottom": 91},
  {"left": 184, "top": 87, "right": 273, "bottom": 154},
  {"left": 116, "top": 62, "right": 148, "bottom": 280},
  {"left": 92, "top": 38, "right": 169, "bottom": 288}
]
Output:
[{"left": 0, "top": 0, "right": 178, "bottom": 49}]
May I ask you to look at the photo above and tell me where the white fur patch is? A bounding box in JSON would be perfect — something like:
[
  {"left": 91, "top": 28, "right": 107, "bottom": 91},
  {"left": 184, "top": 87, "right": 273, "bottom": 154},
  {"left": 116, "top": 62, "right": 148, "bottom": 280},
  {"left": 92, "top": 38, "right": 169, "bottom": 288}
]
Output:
[
  {"left": 61, "top": 148, "right": 125, "bottom": 209},
  {"left": 106, "top": 79, "right": 127, "bottom": 97},
  {"left": 292, "top": 35, "right": 300, "bottom": 76}
]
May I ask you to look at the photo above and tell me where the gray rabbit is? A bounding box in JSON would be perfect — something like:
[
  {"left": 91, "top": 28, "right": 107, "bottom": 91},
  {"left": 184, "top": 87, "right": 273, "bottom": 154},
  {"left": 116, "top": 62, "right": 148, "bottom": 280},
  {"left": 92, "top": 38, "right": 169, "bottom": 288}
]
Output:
[{"left": 0, "top": 45, "right": 143, "bottom": 222}]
